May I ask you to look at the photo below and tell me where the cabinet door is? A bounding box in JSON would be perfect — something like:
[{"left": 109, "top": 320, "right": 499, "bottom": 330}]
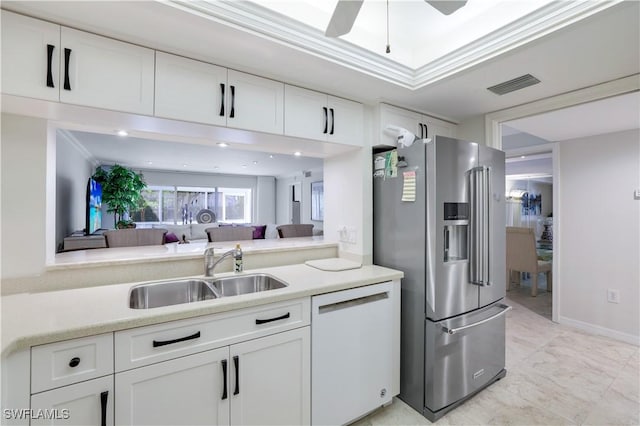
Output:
[
  {"left": 226, "top": 70, "right": 284, "bottom": 134},
  {"left": 284, "top": 85, "right": 328, "bottom": 141},
  {"left": 155, "top": 52, "right": 227, "bottom": 126},
  {"left": 1, "top": 10, "right": 60, "bottom": 102},
  {"left": 327, "top": 95, "right": 364, "bottom": 146},
  {"left": 30, "top": 376, "right": 113, "bottom": 426},
  {"left": 378, "top": 104, "right": 421, "bottom": 147},
  {"left": 422, "top": 115, "right": 456, "bottom": 138},
  {"left": 59, "top": 27, "right": 154, "bottom": 115},
  {"left": 230, "top": 327, "right": 310, "bottom": 426},
  {"left": 115, "top": 347, "right": 230, "bottom": 426}
]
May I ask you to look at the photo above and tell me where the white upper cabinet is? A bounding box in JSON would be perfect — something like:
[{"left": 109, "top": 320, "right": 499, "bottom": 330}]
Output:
[
  {"left": 59, "top": 27, "right": 155, "bottom": 115},
  {"left": 226, "top": 69, "right": 284, "bottom": 134},
  {"left": 1, "top": 10, "right": 60, "bottom": 102},
  {"left": 284, "top": 85, "right": 364, "bottom": 146},
  {"left": 155, "top": 52, "right": 227, "bottom": 126},
  {"left": 377, "top": 103, "right": 456, "bottom": 147},
  {"left": 327, "top": 95, "right": 364, "bottom": 146}
]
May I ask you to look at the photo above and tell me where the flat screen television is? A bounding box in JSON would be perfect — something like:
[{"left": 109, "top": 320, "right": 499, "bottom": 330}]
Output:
[{"left": 86, "top": 178, "right": 103, "bottom": 235}]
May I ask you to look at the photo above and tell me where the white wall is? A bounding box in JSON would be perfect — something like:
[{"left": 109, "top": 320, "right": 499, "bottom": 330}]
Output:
[
  {"left": 55, "top": 131, "right": 95, "bottom": 249},
  {"left": 456, "top": 115, "right": 485, "bottom": 144},
  {"left": 256, "top": 176, "right": 276, "bottom": 225},
  {"left": 557, "top": 129, "right": 639, "bottom": 343},
  {"left": 275, "top": 170, "right": 323, "bottom": 231},
  {"left": 1, "top": 114, "right": 49, "bottom": 279}
]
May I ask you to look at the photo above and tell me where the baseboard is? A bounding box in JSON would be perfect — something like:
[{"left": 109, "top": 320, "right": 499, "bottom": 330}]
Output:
[{"left": 558, "top": 315, "right": 640, "bottom": 346}]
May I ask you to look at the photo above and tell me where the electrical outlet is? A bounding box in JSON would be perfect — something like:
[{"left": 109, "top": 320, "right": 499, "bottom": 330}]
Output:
[{"left": 607, "top": 289, "right": 620, "bottom": 304}]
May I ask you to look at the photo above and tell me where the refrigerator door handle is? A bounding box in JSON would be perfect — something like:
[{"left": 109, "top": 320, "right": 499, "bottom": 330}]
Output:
[
  {"left": 441, "top": 304, "right": 511, "bottom": 335},
  {"left": 469, "top": 166, "right": 491, "bottom": 286}
]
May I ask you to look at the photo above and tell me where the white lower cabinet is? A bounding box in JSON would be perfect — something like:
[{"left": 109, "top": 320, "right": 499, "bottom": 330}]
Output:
[
  {"left": 230, "top": 327, "right": 310, "bottom": 426},
  {"left": 114, "top": 327, "right": 309, "bottom": 426},
  {"left": 115, "top": 347, "right": 229, "bottom": 426},
  {"left": 30, "top": 375, "right": 114, "bottom": 426}
]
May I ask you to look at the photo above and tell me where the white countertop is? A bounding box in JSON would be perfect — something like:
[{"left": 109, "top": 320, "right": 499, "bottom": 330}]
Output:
[
  {"left": 1, "top": 262, "right": 403, "bottom": 356},
  {"left": 49, "top": 236, "right": 334, "bottom": 270}
]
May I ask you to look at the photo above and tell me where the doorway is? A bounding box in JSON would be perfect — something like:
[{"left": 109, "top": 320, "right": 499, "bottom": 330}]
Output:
[
  {"left": 502, "top": 127, "right": 554, "bottom": 320},
  {"left": 289, "top": 182, "right": 301, "bottom": 224}
]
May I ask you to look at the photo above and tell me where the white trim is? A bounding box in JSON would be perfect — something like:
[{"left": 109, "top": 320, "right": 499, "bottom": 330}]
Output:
[
  {"left": 558, "top": 315, "right": 640, "bottom": 347},
  {"left": 56, "top": 128, "right": 99, "bottom": 166},
  {"left": 486, "top": 74, "right": 640, "bottom": 148},
  {"left": 45, "top": 123, "right": 58, "bottom": 265},
  {"left": 167, "top": 0, "right": 622, "bottom": 91},
  {"left": 551, "top": 144, "right": 560, "bottom": 324}
]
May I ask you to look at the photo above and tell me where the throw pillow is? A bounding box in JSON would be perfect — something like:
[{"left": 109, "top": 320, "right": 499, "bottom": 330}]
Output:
[
  {"left": 164, "top": 232, "right": 179, "bottom": 243},
  {"left": 252, "top": 225, "right": 267, "bottom": 239}
]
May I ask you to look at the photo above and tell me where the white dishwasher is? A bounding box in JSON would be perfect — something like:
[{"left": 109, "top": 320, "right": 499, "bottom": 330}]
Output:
[{"left": 312, "top": 281, "right": 399, "bottom": 426}]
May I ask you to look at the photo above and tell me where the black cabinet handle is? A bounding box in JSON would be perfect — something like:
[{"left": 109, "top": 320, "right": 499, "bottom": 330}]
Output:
[
  {"left": 229, "top": 85, "right": 235, "bottom": 118},
  {"left": 329, "top": 108, "right": 335, "bottom": 135},
  {"left": 46, "top": 44, "right": 55, "bottom": 88},
  {"left": 152, "top": 331, "right": 201, "bottom": 348},
  {"left": 419, "top": 123, "right": 424, "bottom": 139},
  {"left": 69, "top": 357, "right": 80, "bottom": 368},
  {"left": 423, "top": 123, "right": 428, "bottom": 139},
  {"left": 233, "top": 356, "right": 239, "bottom": 395},
  {"left": 221, "top": 359, "right": 228, "bottom": 400},
  {"left": 255, "top": 312, "right": 290, "bottom": 325},
  {"left": 100, "top": 391, "right": 108, "bottom": 426},
  {"left": 63, "top": 48, "right": 71, "bottom": 91},
  {"left": 323, "top": 107, "right": 328, "bottom": 134},
  {"left": 219, "top": 83, "right": 225, "bottom": 117}
]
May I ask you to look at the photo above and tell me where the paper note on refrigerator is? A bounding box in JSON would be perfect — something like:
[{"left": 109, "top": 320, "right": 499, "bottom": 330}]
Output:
[{"left": 402, "top": 171, "right": 416, "bottom": 202}]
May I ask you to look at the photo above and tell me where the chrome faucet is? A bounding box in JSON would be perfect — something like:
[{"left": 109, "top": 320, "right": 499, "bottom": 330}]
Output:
[{"left": 204, "top": 247, "right": 236, "bottom": 277}]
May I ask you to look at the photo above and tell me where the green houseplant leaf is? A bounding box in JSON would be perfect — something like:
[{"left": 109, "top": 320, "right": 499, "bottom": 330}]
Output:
[{"left": 92, "top": 165, "right": 147, "bottom": 228}]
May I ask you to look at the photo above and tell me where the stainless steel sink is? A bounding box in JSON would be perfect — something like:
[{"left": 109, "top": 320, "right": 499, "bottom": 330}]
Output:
[
  {"left": 129, "top": 274, "right": 288, "bottom": 309},
  {"left": 210, "top": 274, "right": 288, "bottom": 297},
  {"left": 129, "top": 279, "right": 217, "bottom": 309}
]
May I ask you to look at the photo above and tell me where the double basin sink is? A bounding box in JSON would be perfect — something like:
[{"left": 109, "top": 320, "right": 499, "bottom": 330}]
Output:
[{"left": 129, "top": 274, "right": 288, "bottom": 309}]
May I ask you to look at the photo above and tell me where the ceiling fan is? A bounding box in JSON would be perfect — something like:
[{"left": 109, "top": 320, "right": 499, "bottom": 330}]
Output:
[{"left": 325, "top": 0, "right": 468, "bottom": 37}]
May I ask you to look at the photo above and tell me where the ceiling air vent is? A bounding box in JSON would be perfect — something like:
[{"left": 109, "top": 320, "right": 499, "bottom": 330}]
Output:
[{"left": 487, "top": 74, "right": 540, "bottom": 95}]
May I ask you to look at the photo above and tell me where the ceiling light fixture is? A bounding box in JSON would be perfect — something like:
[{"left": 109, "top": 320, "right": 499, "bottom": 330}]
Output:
[
  {"left": 116, "top": 130, "right": 128, "bottom": 137},
  {"left": 269, "top": 155, "right": 274, "bottom": 159},
  {"left": 253, "top": 161, "right": 258, "bottom": 165},
  {"left": 294, "top": 151, "right": 302, "bottom": 157},
  {"left": 217, "top": 142, "right": 228, "bottom": 148},
  {"left": 521, "top": 155, "right": 526, "bottom": 159}
]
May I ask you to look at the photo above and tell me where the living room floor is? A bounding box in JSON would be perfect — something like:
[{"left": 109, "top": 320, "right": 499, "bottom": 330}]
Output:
[{"left": 352, "top": 296, "right": 639, "bottom": 425}]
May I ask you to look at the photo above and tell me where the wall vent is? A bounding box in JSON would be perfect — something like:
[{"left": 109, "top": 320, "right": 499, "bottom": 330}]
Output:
[{"left": 487, "top": 74, "right": 540, "bottom": 95}]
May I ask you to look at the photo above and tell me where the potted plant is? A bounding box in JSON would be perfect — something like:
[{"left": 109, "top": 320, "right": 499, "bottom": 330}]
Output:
[{"left": 92, "top": 164, "right": 147, "bottom": 229}]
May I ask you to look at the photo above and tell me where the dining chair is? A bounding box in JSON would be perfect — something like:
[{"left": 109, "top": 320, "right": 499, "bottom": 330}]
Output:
[
  {"left": 276, "top": 224, "right": 314, "bottom": 238},
  {"left": 104, "top": 228, "right": 168, "bottom": 248},
  {"left": 506, "top": 226, "right": 552, "bottom": 297},
  {"left": 205, "top": 226, "right": 254, "bottom": 242}
]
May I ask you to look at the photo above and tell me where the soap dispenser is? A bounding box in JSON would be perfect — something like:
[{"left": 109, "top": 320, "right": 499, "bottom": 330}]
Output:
[{"left": 234, "top": 243, "right": 243, "bottom": 273}]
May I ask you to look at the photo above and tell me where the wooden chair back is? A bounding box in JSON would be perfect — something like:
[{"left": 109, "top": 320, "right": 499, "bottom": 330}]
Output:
[
  {"left": 276, "top": 224, "right": 314, "bottom": 238},
  {"left": 104, "top": 228, "right": 167, "bottom": 248},
  {"left": 506, "top": 226, "right": 539, "bottom": 273},
  {"left": 206, "top": 227, "right": 254, "bottom": 242}
]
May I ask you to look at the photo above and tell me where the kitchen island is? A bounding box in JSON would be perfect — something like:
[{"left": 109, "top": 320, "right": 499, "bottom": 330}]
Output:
[{"left": 2, "top": 261, "right": 402, "bottom": 426}]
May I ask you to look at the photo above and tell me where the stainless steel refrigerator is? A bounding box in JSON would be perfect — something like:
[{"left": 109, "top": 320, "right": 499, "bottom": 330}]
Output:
[{"left": 373, "top": 135, "right": 511, "bottom": 421}]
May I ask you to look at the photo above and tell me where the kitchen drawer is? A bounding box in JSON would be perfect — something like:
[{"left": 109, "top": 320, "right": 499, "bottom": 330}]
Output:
[
  {"left": 115, "top": 297, "right": 310, "bottom": 372},
  {"left": 31, "top": 333, "right": 114, "bottom": 394}
]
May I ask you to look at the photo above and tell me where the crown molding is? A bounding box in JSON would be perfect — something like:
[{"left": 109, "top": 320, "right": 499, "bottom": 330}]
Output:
[
  {"left": 56, "top": 128, "right": 99, "bottom": 166},
  {"left": 167, "top": 0, "right": 622, "bottom": 90}
]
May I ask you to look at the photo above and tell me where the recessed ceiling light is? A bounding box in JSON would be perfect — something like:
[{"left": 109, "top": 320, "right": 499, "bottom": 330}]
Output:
[
  {"left": 294, "top": 151, "right": 302, "bottom": 157},
  {"left": 182, "top": 164, "right": 188, "bottom": 168},
  {"left": 253, "top": 161, "right": 258, "bottom": 165},
  {"left": 116, "top": 130, "right": 128, "bottom": 137},
  {"left": 520, "top": 155, "right": 526, "bottom": 159},
  {"left": 147, "top": 161, "right": 153, "bottom": 165},
  {"left": 217, "top": 142, "right": 228, "bottom": 148},
  {"left": 269, "top": 155, "right": 274, "bottom": 159}
]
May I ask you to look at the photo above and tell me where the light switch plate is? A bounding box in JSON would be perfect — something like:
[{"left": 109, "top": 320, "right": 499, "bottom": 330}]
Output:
[{"left": 634, "top": 189, "right": 640, "bottom": 200}]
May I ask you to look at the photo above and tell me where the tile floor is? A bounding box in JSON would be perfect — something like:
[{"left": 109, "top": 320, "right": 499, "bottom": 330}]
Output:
[
  {"left": 352, "top": 296, "right": 639, "bottom": 425},
  {"left": 506, "top": 273, "right": 552, "bottom": 320}
]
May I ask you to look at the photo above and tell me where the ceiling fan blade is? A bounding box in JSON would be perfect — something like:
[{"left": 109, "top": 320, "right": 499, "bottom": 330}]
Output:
[
  {"left": 325, "top": 0, "right": 364, "bottom": 37},
  {"left": 425, "top": 0, "right": 468, "bottom": 15}
]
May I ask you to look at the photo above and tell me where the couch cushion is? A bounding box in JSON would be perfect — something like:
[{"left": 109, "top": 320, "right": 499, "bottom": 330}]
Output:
[
  {"left": 190, "top": 223, "right": 212, "bottom": 240},
  {"left": 165, "top": 232, "right": 179, "bottom": 243}
]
